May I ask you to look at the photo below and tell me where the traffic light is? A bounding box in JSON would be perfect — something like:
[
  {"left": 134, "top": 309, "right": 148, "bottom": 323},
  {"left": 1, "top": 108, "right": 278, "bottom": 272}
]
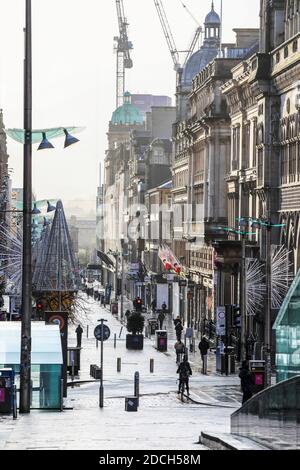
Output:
[
  {"left": 233, "top": 305, "right": 241, "bottom": 327},
  {"left": 36, "top": 300, "right": 44, "bottom": 313},
  {"left": 134, "top": 297, "right": 142, "bottom": 312}
]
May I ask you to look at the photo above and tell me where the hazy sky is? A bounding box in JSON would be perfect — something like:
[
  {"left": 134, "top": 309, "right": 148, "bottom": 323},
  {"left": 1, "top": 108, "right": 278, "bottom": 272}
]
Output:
[{"left": 0, "top": 0, "right": 260, "bottom": 212}]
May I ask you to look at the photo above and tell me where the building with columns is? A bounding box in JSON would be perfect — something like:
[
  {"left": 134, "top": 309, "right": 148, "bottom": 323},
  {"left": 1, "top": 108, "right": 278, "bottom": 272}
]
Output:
[
  {"left": 171, "top": 2, "right": 259, "bottom": 330},
  {"left": 217, "top": 0, "right": 300, "bottom": 357}
]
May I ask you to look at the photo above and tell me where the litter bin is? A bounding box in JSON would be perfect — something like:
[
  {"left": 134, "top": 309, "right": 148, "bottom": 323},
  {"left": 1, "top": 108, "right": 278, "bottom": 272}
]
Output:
[
  {"left": 67, "top": 347, "right": 81, "bottom": 375},
  {"left": 111, "top": 302, "right": 118, "bottom": 315},
  {"left": 125, "top": 396, "right": 138, "bottom": 412},
  {"left": 249, "top": 360, "right": 266, "bottom": 393},
  {"left": 148, "top": 318, "right": 158, "bottom": 335},
  {"left": 156, "top": 330, "right": 168, "bottom": 352},
  {"left": 0, "top": 369, "right": 15, "bottom": 414}
]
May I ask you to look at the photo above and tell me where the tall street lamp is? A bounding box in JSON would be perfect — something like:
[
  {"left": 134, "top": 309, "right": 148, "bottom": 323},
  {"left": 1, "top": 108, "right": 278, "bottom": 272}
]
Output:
[{"left": 5, "top": 0, "right": 83, "bottom": 413}]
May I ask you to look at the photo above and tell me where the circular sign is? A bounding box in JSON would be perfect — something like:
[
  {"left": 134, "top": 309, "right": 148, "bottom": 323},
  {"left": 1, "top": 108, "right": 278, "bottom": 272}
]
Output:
[
  {"left": 94, "top": 324, "right": 110, "bottom": 342},
  {"left": 48, "top": 315, "right": 65, "bottom": 331}
]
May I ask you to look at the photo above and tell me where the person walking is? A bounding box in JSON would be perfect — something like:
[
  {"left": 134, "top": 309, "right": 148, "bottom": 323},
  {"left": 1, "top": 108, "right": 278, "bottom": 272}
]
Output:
[
  {"left": 151, "top": 298, "right": 157, "bottom": 315},
  {"left": 93, "top": 280, "right": 100, "bottom": 301},
  {"left": 174, "top": 317, "right": 183, "bottom": 341},
  {"left": 198, "top": 336, "right": 210, "bottom": 375},
  {"left": 158, "top": 311, "right": 165, "bottom": 330},
  {"left": 239, "top": 360, "right": 254, "bottom": 404},
  {"left": 75, "top": 324, "right": 84, "bottom": 347},
  {"left": 125, "top": 309, "right": 131, "bottom": 324},
  {"left": 161, "top": 301, "right": 167, "bottom": 313},
  {"left": 177, "top": 356, "right": 192, "bottom": 395},
  {"left": 174, "top": 340, "right": 185, "bottom": 364}
]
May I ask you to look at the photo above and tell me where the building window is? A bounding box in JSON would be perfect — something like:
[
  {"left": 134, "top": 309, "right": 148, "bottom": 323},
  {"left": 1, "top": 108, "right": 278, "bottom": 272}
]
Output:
[
  {"left": 281, "top": 146, "right": 288, "bottom": 185},
  {"left": 276, "top": 51, "right": 280, "bottom": 63},
  {"left": 243, "top": 122, "right": 251, "bottom": 169},
  {"left": 293, "top": 40, "right": 298, "bottom": 53},
  {"left": 257, "top": 148, "right": 264, "bottom": 186},
  {"left": 232, "top": 126, "right": 240, "bottom": 170},
  {"left": 252, "top": 120, "right": 257, "bottom": 167},
  {"left": 289, "top": 143, "right": 297, "bottom": 182},
  {"left": 192, "top": 190, "right": 204, "bottom": 222},
  {"left": 284, "top": 46, "right": 289, "bottom": 58}
]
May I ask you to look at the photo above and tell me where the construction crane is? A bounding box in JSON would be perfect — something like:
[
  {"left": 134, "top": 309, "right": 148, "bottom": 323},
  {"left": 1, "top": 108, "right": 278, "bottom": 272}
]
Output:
[
  {"left": 182, "top": 26, "right": 202, "bottom": 68},
  {"left": 153, "top": 0, "right": 202, "bottom": 71},
  {"left": 114, "top": 0, "right": 133, "bottom": 108},
  {"left": 153, "top": 0, "right": 180, "bottom": 71}
]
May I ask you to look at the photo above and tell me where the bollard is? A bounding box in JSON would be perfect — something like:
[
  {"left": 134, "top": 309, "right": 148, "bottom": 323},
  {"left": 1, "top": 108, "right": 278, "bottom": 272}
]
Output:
[
  {"left": 13, "top": 385, "right": 17, "bottom": 420},
  {"left": 117, "top": 357, "right": 121, "bottom": 373},
  {"left": 86, "top": 325, "right": 89, "bottom": 338},
  {"left": 71, "top": 359, "right": 75, "bottom": 387},
  {"left": 60, "top": 379, "right": 64, "bottom": 412},
  {"left": 134, "top": 371, "right": 140, "bottom": 407},
  {"left": 30, "top": 380, "right": 33, "bottom": 406},
  {"left": 150, "top": 358, "right": 154, "bottom": 373},
  {"left": 114, "top": 333, "right": 117, "bottom": 349}
]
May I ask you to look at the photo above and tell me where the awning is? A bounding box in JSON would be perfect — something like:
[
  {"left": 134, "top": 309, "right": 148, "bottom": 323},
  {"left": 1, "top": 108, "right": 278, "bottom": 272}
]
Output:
[{"left": 97, "top": 250, "right": 115, "bottom": 268}]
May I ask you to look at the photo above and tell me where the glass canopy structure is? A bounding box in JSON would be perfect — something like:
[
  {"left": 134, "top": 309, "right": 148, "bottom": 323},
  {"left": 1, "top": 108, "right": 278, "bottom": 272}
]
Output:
[
  {"left": 0, "top": 323, "right": 63, "bottom": 409},
  {"left": 273, "top": 269, "right": 300, "bottom": 383}
]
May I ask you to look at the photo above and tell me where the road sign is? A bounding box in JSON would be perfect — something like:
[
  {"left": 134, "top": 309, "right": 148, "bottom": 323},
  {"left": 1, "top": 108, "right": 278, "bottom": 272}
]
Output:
[
  {"left": 94, "top": 324, "right": 111, "bottom": 342},
  {"left": 216, "top": 306, "right": 226, "bottom": 336}
]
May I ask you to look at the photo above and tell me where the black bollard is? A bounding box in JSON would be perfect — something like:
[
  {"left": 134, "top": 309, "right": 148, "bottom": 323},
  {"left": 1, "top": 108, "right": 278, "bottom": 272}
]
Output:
[
  {"left": 150, "top": 359, "right": 154, "bottom": 373},
  {"left": 117, "top": 357, "right": 121, "bottom": 372},
  {"left": 134, "top": 371, "right": 140, "bottom": 407},
  {"left": 114, "top": 333, "right": 117, "bottom": 349}
]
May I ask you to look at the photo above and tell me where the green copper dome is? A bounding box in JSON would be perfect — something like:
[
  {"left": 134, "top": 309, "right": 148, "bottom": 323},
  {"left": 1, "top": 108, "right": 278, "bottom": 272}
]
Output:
[{"left": 111, "top": 92, "right": 144, "bottom": 125}]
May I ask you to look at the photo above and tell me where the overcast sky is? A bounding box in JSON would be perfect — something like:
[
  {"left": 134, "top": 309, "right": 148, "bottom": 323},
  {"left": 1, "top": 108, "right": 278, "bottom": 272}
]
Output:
[{"left": 0, "top": 0, "right": 260, "bottom": 214}]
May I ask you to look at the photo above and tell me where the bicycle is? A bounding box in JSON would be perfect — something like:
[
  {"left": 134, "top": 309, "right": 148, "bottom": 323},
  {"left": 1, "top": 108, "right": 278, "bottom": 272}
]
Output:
[{"left": 178, "top": 377, "right": 190, "bottom": 402}]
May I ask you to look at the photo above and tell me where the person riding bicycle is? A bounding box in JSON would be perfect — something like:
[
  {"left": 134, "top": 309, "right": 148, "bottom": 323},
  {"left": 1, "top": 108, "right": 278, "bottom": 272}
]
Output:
[{"left": 177, "top": 356, "right": 192, "bottom": 396}]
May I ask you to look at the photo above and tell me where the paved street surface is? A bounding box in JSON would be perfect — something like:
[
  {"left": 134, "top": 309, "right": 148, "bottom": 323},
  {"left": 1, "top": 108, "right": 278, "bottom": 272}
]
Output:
[{"left": 0, "top": 297, "right": 242, "bottom": 450}]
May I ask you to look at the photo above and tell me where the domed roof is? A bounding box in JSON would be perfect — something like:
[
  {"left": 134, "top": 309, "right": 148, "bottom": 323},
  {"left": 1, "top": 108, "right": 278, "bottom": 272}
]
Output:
[
  {"left": 111, "top": 92, "right": 144, "bottom": 126},
  {"left": 182, "top": 46, "right": 219, "bottom": 87},
  {"left": 205, "top": 2, "right": 221, "bottom": 24}
]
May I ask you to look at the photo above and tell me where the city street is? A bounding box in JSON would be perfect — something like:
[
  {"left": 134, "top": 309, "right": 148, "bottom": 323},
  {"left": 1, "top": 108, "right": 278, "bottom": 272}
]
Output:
[{"left": 0, "top": 297, "right": 241, "bottom": 450}]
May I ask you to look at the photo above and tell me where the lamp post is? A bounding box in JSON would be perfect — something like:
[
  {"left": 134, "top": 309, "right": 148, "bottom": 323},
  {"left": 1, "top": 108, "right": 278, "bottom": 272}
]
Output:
[
  {"left": 19, "top": 0, "right": 32, "bottom": 414},
  {"left": 5, "top": 1, "right": 83, "bottom": 413}
]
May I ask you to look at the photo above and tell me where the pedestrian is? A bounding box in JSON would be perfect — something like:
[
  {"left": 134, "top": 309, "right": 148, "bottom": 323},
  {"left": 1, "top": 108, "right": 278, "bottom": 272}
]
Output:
[
  {"left": 239, "top": 360, "right": 254, "bottom": 404},
  {"left": 177, "top": 356, "right": 192, "bottom": 395},
  {"left": 158, "top": 311, "right": 165, "bottom": 330},
  {"left": 174, "top": 317, "right": 183, "bottom": 341},
  {"left": 93, "top": 280, "right": 100, "bottom": 301},
  {"left": 174, "top": 340, "right": 185, "bottom": 364},
  {"left": 151, "top": 298, "right": 157, "bottom": 314},
  {"left": 125, "top": 309, "right": 131, "bottom": 323},
  {"left": 198, "top": 336, "right": 210, "bottom": 375},
  {"left": 161, "top": 301, "right": 167, "bottom": 313},
  {"left": 75, "top": 324, "right": 84, "bottom": 347}
]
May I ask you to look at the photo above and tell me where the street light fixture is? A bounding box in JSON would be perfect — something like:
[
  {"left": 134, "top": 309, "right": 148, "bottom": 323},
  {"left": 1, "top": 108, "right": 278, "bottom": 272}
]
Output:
[
  {"left": 47, "top": 201, "right": 57, "bottom": 213},
  {"left": 4, "top": 0, "right": 83, "bottom": 414}
]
